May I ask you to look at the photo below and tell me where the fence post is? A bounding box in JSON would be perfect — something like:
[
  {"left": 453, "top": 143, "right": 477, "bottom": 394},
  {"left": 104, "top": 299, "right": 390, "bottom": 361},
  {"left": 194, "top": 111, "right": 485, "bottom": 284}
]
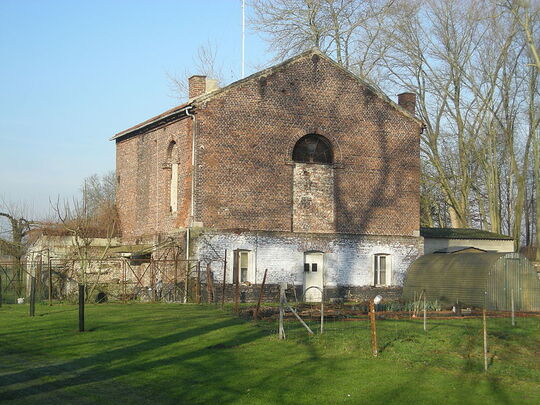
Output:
[
  {"left": 184, "top": 261, "right": 189, "bottom": 304},
  {"left": 37, "top": 256, "right": 42, "bottom": 303},
  {"left": 253, "top": 269, "right": 268, "bottom": 321},
  {"left": 174, "top": 254, "right": 179, "bottom": 302},
  {"left": 320, "top": 290, "right": 324, "bottom": 334},
  {"left": 122, "top": 261, "right": 127, "bottom": 303},
  {"left": 48, "top": 255, "right": 53, "bottom": 306},
  {"left": 206, "top": 263, "right": 214, "bottom": 303},
  {"left": 29, "top": 276, "right": 36, "bottom": 317},
  {"left": 483, "top": 308, "right": 488, "bottom": 372},
  {"left": 234, "top": 268, "right": 240, "bottom": 314},
  {"left": 423, "top": 292, "right": 427, "bottom": 332},
  {"left": 196, "top": 261, "right": 201, "bottom": 304},
  {"left": 369, "top": 300, "right": 378, "bottom": 357},
  {"left": 511, "top": 288, "right": 515, "bottom": 327},
  {"left": 221, "top": 249, "right": 227, "bottom": 309},
  {"left": 278, "top": 283, "right": 286, "bottom": 339},
  {"left": 79, "top": 284, "right": 85, "bottom": 332},
  {"left": 0, "top": 274, "right": 3, "bottom": 307},
  {"left": 151, "top": 260, "right": 157, "bottom": 302}
]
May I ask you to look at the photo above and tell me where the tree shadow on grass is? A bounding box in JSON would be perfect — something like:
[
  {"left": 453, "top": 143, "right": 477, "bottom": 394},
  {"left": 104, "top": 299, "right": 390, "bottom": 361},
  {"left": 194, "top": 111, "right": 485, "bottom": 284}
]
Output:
[{"left": 0, "top": 317, "right": 254, "bottom": 395}]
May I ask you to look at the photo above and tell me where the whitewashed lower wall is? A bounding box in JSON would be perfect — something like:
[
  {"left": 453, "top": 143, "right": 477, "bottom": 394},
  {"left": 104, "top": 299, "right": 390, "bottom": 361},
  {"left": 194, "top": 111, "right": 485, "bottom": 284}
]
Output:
[{"left": 193, "top": 230, "right": 423, "bottom": 288}]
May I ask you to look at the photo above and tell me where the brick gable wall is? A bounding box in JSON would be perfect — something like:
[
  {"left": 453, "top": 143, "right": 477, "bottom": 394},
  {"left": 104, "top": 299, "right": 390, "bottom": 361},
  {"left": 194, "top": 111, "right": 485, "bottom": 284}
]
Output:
[
  {"left": 193, "top": 54, "right": 421, "bottom": 236},
  {"left": 115, "top": 53, "right": 421, "bottom": 241}
]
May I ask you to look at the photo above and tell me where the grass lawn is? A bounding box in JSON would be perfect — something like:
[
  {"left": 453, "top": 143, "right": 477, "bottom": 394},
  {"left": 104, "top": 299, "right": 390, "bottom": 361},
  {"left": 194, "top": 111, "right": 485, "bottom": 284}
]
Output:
[{"left": 0, "top": 303, "right": 539, "bottom": 404}]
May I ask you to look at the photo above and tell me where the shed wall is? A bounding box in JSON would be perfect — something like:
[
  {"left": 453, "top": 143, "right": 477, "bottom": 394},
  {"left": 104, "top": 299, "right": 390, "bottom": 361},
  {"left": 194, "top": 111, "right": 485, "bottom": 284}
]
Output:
[{"left": 404, "top": 253, "right": 540, "bottom": 311}]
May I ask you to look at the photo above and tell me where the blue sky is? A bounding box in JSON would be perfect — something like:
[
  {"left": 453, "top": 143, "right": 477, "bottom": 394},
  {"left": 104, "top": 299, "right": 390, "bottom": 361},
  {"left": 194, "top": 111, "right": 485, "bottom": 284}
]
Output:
[{"left": 0, "top": 0, "right": 271, "bottom": 217}]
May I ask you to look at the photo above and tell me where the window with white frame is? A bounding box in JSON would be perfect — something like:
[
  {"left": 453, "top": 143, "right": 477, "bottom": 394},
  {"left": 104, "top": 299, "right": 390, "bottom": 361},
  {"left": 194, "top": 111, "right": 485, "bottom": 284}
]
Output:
[
  {"left": 374, "top": 254, "right": 390, "bottom": 286},
  {"left": 233, "top": 250, "right": 252, "bottom": 284}
]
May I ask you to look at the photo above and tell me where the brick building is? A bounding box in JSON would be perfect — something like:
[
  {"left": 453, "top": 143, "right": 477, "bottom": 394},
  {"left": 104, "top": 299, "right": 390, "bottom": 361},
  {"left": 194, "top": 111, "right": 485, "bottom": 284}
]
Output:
[{"left": 112, "top": 49, "right": 423, "bottom": 301}]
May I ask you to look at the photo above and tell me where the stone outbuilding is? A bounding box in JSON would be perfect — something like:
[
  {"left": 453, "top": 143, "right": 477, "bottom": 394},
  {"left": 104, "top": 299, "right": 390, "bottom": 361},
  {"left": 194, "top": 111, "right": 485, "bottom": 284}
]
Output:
[{"left": 112, "top": 49, "right": 424, "bottom": 301}]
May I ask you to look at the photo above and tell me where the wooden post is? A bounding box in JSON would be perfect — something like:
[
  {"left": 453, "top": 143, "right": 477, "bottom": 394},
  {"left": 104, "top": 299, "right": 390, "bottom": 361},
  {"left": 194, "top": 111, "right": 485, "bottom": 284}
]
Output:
[
  {"left": 369, "top": 301, "right": 378, "bottom": 357},
  {"left": 234, "top": 271, "right": 240, "bottom": 314},
  {"left": 206, "top": 263, "right": 214, "bottom": 303},
  {"left": 79, "top": 284, "right": 85, "bottom": 332},
  {"left": 122, "top": 261, "right": 127, "bottom": 303},
  {"left": 48, "top": 252, "right": 53, "bottom": 306},
  {"left": 483, "top": 308, "right": 488, "bottom": 372},
  {"left": 29, "top": 276, "right": 36, "bottom": 317},
  {"left": 37, "top": 256, "right": 42, "bottom": 302},
  {"left": 423, "top": 292, "right": 427, "bottom": 332},
  {"left": 151, "top": 261, "right": 157, "bottom": 302},
  {"left": 320, "top": 292, "right": 324, "bottom": 334},
  {"left": 184, "top": 261, "right": 189, "bottom": 303},
  {"left": 221, "top": 249, "right": 227, "bottom": 309},
  {"left": 253, "top": 269, "right": 268, "bottom": 320},
  {"left": 0, "top": 274, "right": 2, "bottom": 307},
  {"left": 278, "top": 283, "right": 286, "bottom": 339},
  {"left": 196, "top": 261, "right": 202, "bottom": 304},
  {"left": 174, "top": 253, "right": 179, "bottom": 302},
  {"left": 511, "top": 288, "right": 515, "bottom": 327}
]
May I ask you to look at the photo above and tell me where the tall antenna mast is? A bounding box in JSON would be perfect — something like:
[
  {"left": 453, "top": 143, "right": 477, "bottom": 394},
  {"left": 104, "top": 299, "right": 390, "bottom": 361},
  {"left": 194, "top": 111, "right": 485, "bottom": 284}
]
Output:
[{"left": 241, "top": 0, "right": 245, "bottom": 78}]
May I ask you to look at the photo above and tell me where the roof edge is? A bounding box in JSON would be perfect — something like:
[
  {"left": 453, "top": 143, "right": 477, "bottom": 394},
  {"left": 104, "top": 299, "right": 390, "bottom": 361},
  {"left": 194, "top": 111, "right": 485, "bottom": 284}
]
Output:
[
  {"left": 420, "top": 227, "right": 514, "bottom": 241},
  {"left": 193, "top": 48, "right": 423, "bottom": 125},
  {"left": 110, "top": 103, "right": 191, "bottom": 141}
]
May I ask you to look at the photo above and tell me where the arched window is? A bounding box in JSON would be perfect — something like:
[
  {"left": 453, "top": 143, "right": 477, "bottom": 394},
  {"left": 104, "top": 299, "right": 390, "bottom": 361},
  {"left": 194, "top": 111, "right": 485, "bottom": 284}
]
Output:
[
  {"left": 166, "top": 141, "right": 177, "bottom": 161},
  {"left": 292, "top": 134, "right": 333, "bottom": 164},
  {"left": 167, "top": 141, "right": 178, "bottom": 213}
]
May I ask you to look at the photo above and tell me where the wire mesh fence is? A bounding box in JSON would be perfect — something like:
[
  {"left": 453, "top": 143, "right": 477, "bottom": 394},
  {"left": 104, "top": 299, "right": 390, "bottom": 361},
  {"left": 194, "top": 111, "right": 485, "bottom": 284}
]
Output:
[{"left": 0, "top": 257, "right": 205, "bottom": 305}]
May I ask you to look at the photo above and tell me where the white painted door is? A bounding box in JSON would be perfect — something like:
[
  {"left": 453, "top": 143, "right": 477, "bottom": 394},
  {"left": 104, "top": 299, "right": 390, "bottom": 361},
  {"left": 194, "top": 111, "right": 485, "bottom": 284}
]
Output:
[{"left": 304, "top": 252, "right": 324, "bottom": 302}]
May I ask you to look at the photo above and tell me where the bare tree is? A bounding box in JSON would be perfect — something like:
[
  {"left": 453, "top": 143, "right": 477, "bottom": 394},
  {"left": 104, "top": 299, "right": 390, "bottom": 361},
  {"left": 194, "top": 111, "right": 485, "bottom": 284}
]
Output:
[
  {"left": 50, "top": 194, "right": 118, "bottom": 300},
  {"left": 81, "top": 170, "right": 116, "bottom": 217},
  {"left": 0, "top": 199, "right": 35, "bottom": 296},
  {"left": 167, "top": 41, "right": 224, "bottom": 101},
  {"left": 251, "top": 0, "right": 396, "bottom": 81},
  {"left": 501, "top": 0, "right": 540, "bottom": 258}
]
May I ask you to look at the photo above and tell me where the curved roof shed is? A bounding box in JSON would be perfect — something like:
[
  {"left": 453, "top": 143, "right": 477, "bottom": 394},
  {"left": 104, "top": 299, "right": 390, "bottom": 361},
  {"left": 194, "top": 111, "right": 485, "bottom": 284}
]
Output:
[{"left": 403, "top": 253, "right": 540, "bottom": 311}]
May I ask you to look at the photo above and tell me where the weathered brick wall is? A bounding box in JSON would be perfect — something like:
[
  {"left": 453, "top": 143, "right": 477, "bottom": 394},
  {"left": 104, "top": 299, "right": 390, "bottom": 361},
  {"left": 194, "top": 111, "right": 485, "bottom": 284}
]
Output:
[
  {"left": 193, "top": 52, "right": 421, "bottom": 236},
  {"left": 193, "top": 229, "right": 423, "bottom": 290},
  {"left": 115, "top": 51, "right": 420, "bottom": 243},
  {"left": 293, "top": 163, "right": 334, "bottom": 232},
  {"left": 116, "top": 119, "right": 193, "bottom": 243}
]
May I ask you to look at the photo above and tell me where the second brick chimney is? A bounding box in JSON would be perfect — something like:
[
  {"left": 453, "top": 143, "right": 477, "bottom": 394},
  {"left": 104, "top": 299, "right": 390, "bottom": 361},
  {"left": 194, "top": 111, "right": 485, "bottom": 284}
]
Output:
[
  {"left": 397, "top": 92, "right": 416, "bottom": 115},
  {"left": 188, "top": 75, "right": 219, "bottom": 99}
]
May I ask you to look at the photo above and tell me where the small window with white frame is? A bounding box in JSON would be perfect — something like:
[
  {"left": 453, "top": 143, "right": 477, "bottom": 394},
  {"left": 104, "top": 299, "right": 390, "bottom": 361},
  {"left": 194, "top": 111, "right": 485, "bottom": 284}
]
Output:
[
  {"left": 374, "top": 254, "right": 390, "bottom": 286},
  {"left": 233, "top": 249, "right": 252, "bottom": 284}
]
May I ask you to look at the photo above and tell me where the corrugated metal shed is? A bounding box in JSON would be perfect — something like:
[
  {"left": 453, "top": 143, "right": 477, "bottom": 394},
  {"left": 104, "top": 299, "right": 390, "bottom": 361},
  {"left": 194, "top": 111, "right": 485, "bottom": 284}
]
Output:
[{"left": 403, "top": 253, "right": 540, "bottom": 311}]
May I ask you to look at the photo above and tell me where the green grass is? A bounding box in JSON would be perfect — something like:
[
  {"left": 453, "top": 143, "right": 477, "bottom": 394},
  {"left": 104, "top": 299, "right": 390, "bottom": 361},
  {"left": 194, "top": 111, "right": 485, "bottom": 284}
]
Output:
[{"left": 0, "top": 303, "right": 539, "bottom": 404}]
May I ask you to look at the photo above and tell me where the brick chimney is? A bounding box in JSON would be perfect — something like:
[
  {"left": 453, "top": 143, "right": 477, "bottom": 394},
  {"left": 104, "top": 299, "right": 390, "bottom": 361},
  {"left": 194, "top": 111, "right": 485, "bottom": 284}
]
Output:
[
  {"left": 188, "top": 76, "right": 220, "bottom": 99},
  {"left": 397, "top": 92, "right": 416, "bottom": 115}
]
